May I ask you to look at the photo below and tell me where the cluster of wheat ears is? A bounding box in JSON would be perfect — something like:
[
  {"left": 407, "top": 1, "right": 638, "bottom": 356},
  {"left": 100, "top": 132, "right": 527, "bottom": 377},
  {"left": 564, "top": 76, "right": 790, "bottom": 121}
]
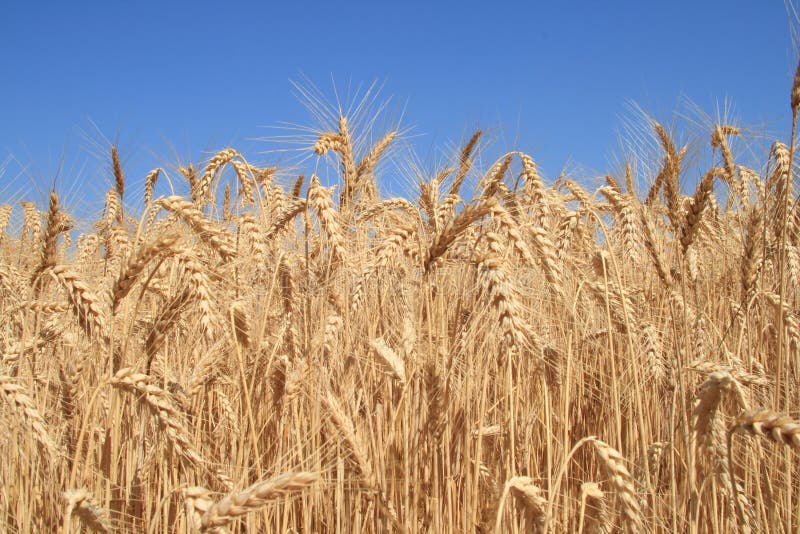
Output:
[{"left": 2, "top": 72, "right": 800, "bottom": 534}]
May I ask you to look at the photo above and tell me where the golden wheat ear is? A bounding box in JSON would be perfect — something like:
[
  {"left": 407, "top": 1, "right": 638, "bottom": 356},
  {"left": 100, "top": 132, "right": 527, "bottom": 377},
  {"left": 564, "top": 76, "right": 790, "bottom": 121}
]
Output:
[
  {"left": 493, "top": 476, "right": 547, "bottom": 533},
  {"left": 197, "top": 472, "right": 318, "bottom": 533},
  {"left": 727, "top": 409, "right": 800, "bottom": 532},
  {"left": 63, "top": 488, "right": 112, "bottom": 533},
  {"left": 730, "top": 409, "right": 800, "bottom": 449},
  {"left": 589, "top": 438, "right": 643, "bottom": 533},
  {"left": 0, "top": 375, "right": 62, "bottom": 462}
]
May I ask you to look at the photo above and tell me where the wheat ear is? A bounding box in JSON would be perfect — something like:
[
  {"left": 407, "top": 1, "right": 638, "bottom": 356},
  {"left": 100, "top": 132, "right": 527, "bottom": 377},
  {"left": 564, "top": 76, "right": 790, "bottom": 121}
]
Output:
[
  {"left": 31, "top": 190, "right": 63, "bottom": 285},
  {"left": 727, "top": 409, "right": 800, "bottom": 532},
  {"left": 144, "top": 168, "right": 161, "bottom": 206},
  {"left": 63, "top": 488, "right": 112, "bottom": 533},
  {"left": 308, "top": 175, "right": 347, "bottom": 264},
  {"left": 356, "top": 131, "right": 397, "bottom": 183},
  {"left": 0, "top": 204, "right": 11, "bottom": 241},
  {"left": 590, "top": 438, "right": 643, "bottom": 533},
  {"left": 196, "top": 148, "right": 241, "bottom": 205},
  {"left": 729, "top": 409, "right": 800, "bottom": 449},
  {"left": 323, "top": 389, "right": 378, "bottom": 491},
  {"left": 314, "top": 118, "right": 358, "bottom": 207},
  {"left": 476, "top": 241, "right": 528, "bottom": 350},
  {"left": 111, "top": 233, "right": 180, "bottom": 312},
  {"left": 495, "top": 476, "right": 547, "bottom": 534},
  {"left": 370, "top": 337, "right": 406, "bottom": 385},
  {"left": 49, "top": 265, "right": 107, "bottom": 340},
  {"left": 0, "top": 375, "right": 61, "bottom": 461},
  {"left": 449, "top": 129, "right": 482, "bottom": 197},
  {"left": 425, "top": 198, "right": 495, "bottom": 272},
  {"left": 158, "top": 196, "right": 236, "bottom": 260},
  {"left": 578, "top": 482, "right": 608, "bottom": 534},
  {"left": 111, "top": 368, "right": 232, "bottom": 490},
  {"left": 198, "top": 472, "right": 318, "bottom": 533}
]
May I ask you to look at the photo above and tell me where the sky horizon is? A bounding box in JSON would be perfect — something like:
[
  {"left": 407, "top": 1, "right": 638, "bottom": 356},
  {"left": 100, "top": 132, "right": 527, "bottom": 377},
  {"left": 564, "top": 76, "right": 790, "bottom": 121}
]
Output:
[{"left": 2, "top": 1, "right": 799, "bottom": 214}]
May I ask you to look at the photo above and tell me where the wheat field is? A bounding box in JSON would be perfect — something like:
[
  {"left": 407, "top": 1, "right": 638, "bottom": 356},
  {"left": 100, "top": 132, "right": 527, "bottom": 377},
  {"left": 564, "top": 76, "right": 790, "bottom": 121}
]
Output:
[{"left": 1, "top": 69, "right": 800, "bottom": 533}]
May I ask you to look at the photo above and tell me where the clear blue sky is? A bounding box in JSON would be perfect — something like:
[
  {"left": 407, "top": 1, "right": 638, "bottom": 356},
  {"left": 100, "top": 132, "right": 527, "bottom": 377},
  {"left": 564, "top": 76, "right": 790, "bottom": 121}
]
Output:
[{"left": 1, "top": 1, "right": 798, "bottom": 210}]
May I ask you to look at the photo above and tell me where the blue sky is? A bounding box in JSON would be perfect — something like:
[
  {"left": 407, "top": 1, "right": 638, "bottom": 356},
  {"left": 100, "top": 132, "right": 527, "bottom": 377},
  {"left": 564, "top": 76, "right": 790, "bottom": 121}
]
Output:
[{"left": 1, "top": 1, "right": 798, "bottom": 211}]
